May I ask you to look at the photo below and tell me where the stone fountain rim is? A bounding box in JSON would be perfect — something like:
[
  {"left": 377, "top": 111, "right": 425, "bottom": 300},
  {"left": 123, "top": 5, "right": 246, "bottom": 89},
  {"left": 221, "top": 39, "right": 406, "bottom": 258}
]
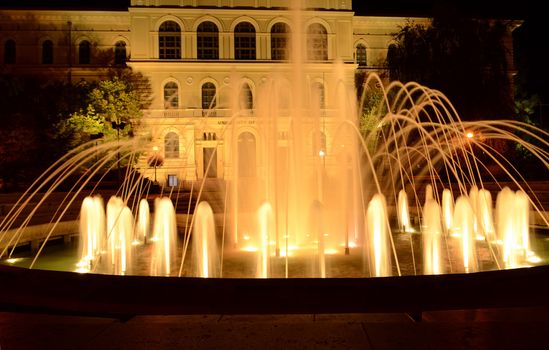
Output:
[{"left": 0, "top": 264, "right": 548, "bottom": 318}]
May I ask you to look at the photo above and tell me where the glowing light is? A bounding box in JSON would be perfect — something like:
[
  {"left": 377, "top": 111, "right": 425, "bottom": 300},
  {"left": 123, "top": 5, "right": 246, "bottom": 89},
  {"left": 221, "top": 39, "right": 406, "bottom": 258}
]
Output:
[
  {"left": 243, "top": 235, "right": 250, "bottom": 241},
  {"left": 319, "top": 149, "right": 326, "bottom": 157},
  {"left": 527, "top": 255, "right": 542, "bottom": 264},
  {"left": 278, "top": 250, "right": 294, "bottom": 257},
  {"left": 242, "top": 246, "right": 258, "bottom": 252},
  {"left": 74, "top": 267, "right": 90, "bottom": 274},
  {"left": 5, "top": 258, "right": 21, "bottom": 264},
  {"left": 345, "top": 241, "right": 358, "bottom": 248},
  {"left": 466, "top": 132, "right": 474, "bottom": 139},
  {"left": 152, "top": 146, "right": 159, "bottom": 151},
  {"left": 132, "top": 240, "right": 142, "bottom": 246},
  {"left": 76, "top": 260, "right": 92, "bottom": 268},
  {"left": 324, "top": 248, "right": 338, "bottom": 255}
]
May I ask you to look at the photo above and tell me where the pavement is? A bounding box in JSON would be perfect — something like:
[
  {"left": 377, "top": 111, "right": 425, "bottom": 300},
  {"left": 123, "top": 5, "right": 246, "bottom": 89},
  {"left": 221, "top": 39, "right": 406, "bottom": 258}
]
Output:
[{"left": 1, "top": 307, "right": 549, "bottom": 349}]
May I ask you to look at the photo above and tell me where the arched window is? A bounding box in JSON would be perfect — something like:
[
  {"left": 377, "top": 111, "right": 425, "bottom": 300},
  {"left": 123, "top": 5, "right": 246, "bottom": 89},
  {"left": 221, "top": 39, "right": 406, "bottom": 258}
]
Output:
[
  {"left": 163, "top": 82, "right": 179, "bottom": 109},
  {"left": 197, "top": 21, "right": 219, "bottom": 59},
  {"left": 114, "top": 41, "right": 127, "bottom": 65},
  {"left": 164, "top": 132, "right": 179, "bottom": 158},
  {"left": 42, "top": 40, "right": 53, "bottom": 64},
  {"left": 311, "top": 82, "right": 325, "bottom": 109},
  {"left": 356, "top": 43, "right": 366, "bottom": 67},
  {"left": 202, "top": 82, "right": 216, "bottom": 110},
  {"left": 4, "top": 40, "right": 16, "bottom": 64},
  {"left": 159, "top": 21, "right": 181, "bottom": 59},
  {"left": 234, "top": 22, "right": 256, "bottom": 60},
  {"left": 78, "top": 40, "right": 91, "bottom": 64},
  {"left": 271, "top": 22, "right": 290, "bottom": 61},
  {"left": 307, "top": 23, "right": 328, "bottom": 61},
  {"left": 238, "top": 132, "right": 256, "bottom": 177},
  {"left": 239, "top": 83, "right": 253, "bottom": 110}
]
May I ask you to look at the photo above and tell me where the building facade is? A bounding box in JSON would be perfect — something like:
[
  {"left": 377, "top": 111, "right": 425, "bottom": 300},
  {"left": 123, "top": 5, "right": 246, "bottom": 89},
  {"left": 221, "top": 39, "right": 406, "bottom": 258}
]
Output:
[{"left": 0, "top": 1, "right": 464, "bottom": 185}]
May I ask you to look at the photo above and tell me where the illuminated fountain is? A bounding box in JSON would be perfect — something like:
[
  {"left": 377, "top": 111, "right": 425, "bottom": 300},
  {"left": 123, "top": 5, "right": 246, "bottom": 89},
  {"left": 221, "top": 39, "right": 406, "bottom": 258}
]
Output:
[
  {"left": 1, "top": 69, "right": 547, "bottom": 280},
  {"left": 0, "top": 5, "right": 548, "bottom": 282}
]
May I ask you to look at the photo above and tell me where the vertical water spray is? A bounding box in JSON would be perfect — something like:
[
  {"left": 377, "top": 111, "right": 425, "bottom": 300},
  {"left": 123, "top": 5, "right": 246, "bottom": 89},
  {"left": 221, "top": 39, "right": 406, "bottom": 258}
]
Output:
[
  {"left": 78, "top": 196, "right": 105, "bottom": 271},
  {"left": 193, "top": 201, "right": 219, "bottom": 278},
  {"left": 117, "top": 207, "right": 133, "bottom": 275},
  {"left": 136, "top": 198, "right": 150, "bottom": 243},
  {"left": 469, "top": 186, "right": 480, "bottom": 239},
  {"left": 106, "top": 196, "right": 133, "bottom": 275},
  {"left": 442, "top": 189, "right": 454, "bottom": 234},
  {"left": 425, "top": 184, "right": 434, "bottom": 203},
  {"left": 309, "top": 200, "right": 325, "bottom": 278},
  {"left": 496, "top": 188, "right": 535, "bottom": 268},
  {"left": 423, "top": 199, "right": 443, "bottom": 274},
  {"left": 516, "top": 191, "right": 531, "bottom": 256},
  {"left": 151, "top": 197, "right": 177, "bottom": 276},
  {"left": 397, "top": 189, "right": 411, "bottom": 232},
  {"left": 257, "top": 202, "right": 273, "bottom": 278},
  {"left": 365, "top": 194, "right": 392, "bottom": 277},
  {"left": 453, "top": 196, "right": 477, "bottom": 272},
  {"left": 477, "top": 189, "right": 495, "bottom": 241}
]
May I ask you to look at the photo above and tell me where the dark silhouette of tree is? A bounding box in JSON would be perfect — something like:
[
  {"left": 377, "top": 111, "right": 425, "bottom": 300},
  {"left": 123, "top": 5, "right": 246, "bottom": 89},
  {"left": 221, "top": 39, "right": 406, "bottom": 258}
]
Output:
[{"left": 387, "top": 6, "right": 514, "bottom": 121}]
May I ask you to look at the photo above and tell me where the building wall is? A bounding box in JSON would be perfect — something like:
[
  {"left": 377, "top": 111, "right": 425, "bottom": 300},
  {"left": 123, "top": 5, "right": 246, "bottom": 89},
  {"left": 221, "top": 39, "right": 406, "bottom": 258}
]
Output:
[
  {"left": 0, "top": 10, "right": 130, "bottom": 80},
  {"left": 0, "top": 5, "right": 433, "bottom": 185}
]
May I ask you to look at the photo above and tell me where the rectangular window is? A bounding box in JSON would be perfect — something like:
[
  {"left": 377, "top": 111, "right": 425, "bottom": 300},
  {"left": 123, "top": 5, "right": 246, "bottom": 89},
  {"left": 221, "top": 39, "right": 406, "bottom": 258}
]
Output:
[{"left": 167, "top": 175, "right": 178, "bottom": 187}]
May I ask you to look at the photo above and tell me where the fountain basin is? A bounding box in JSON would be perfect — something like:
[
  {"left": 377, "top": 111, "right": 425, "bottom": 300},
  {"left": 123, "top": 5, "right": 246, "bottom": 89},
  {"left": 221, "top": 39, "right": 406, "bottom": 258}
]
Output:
[{"left": 1, "top": 264, "right": 548, "bottom": 318}]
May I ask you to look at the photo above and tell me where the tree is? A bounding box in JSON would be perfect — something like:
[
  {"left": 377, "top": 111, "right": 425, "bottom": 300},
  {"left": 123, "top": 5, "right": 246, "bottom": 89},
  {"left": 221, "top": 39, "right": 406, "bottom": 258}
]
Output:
[
  {"left": 58, "top": 75, "right": 148, "bottom": 147},
  {"left": 387, "top": 9, "right": 514, "bottom": 121}
]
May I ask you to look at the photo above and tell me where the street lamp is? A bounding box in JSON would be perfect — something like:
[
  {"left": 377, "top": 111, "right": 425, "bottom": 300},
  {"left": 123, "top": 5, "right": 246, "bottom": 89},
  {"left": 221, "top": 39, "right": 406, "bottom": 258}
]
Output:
[
  {"left": 147, "top": 146, "right": 164, "bottom": 191},
  {"left": 152, "top": 146, "right": 159, "bottom": 183}
]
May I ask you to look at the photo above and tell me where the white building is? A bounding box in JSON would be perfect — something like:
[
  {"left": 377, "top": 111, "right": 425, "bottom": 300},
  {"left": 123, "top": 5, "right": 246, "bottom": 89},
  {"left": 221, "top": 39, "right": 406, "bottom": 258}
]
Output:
[{"left": 0, "top": 1, "right": 445, "bottom": 185}]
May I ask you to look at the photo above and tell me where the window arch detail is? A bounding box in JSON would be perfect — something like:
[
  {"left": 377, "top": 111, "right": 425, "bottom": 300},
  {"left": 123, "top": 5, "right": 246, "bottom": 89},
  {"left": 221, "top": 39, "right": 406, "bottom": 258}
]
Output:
[
  {"left": 4, "top": 39, "right": 16, "bottom": 64},
  {"left": 114, "top": 41, "right": 127, "bottom": 65},
  {"left": 239, "top": 83, "right": 253, "bottom": 110},
  {"left": 159, "top": 21, "right": 181, "bottom": 59},
  {"left": 163, "top": 82, "right": 179, "bottom": 109},
  {"left": 234, "top": 22, "right": 256, "bottom": 60},
  {"left": 42, "top": 40, "right": 53, "bottom": 64},
  {"left": 201, "top": 82, "right": 217, "bottom": 111},
  {"left": 164, "top": 132, "right": 179, "bottom": 159},
  {"left": 307, "top": 23, "right": 328, "bottom": 61},
  {"left": 238, "top": 132, "right": 256, "bottom": 177},
  {"left": 78, "top": 40, "right": 91, "bottom": 64},
  {"left": 311, "top": 82, "right": 326, "bottom": 109},
  {"left": 271, "top": 22, "right": 290, "bottom": 61},
  {"left": 356, "top": 43, "right": 367, "bottom": 67},
  {"left": 197, "top": 21, "right": 219, "bottom": 59}
]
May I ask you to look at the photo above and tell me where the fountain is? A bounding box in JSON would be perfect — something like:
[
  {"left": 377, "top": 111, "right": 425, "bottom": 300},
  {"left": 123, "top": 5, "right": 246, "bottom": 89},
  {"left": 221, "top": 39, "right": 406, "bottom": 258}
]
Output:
[
  {"left": 0, "top": 2, "right": 549, "bottom": 317},
  {"left": 1, "top": 68, "right": 548, "bottom": 280}
]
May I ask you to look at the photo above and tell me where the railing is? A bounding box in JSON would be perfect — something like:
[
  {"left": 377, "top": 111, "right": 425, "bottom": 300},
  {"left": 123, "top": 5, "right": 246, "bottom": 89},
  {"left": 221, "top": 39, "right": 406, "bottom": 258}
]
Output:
[
  {"left": 144, "top": 109, "right": 231, "bottom": 119},
  {"left": 145, "top": 108, "right": 337, "bottom": 119}
]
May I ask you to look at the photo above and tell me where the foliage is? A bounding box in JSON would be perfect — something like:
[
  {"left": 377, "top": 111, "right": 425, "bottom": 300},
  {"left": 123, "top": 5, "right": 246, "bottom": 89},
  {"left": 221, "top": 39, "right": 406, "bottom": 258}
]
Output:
[
  {"left": 387, "top": 11, "right": 514, "bottom": 121},
  {"left": 359, "top": 88, "right": 384, "bottom": 152},
  {"left": 0, "top": 68, "right": 150, "bottom": 187},
  {"left": 58, "top": 75, "right": 146, "bottom": 146},
  {"left": 515, "top": 94, "right": 540, "bottom": 126}
]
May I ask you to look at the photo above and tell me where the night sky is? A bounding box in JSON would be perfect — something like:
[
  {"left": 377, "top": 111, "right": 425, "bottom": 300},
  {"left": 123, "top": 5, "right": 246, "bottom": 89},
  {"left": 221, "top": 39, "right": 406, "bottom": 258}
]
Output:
[{"left": 0, "top": 1, "right": 536, "bottom": 18}]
